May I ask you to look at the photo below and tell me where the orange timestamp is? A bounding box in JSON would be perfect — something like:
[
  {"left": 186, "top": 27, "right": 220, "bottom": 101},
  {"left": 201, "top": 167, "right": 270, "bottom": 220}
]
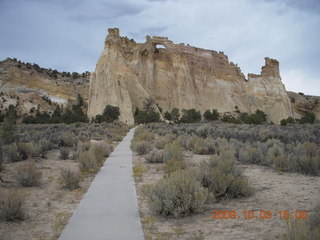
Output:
[{"left": 211, "top": 210, "right": 308, "bottom": 220}]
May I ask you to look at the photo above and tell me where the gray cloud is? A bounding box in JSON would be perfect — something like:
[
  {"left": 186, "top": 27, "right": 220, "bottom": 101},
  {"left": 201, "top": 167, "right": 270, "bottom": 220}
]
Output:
[{"left": 0, "top": 0, "right": 319, "bottom": 95}]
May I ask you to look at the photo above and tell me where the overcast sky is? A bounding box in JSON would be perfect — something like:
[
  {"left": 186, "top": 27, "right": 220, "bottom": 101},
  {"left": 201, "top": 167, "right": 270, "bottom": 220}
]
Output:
[{"left": 0, "top": 0, "right": 319, "bottom": 95}]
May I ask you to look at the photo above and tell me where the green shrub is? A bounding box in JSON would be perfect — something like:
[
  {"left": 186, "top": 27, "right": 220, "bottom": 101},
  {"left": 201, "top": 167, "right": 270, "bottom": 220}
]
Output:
[
  {"left": 1, "top": 115, "right": 16, "bottom": 144},
  {"left": 203, "top": 109, "right": 219, "bottom": 121},
  {"left": 145, "top": 170, "right": 211, "bottom": 217},
  {"left": 15, "top": 161, "right": 42, "bottom": 187},
  {"left": 164, "top": 158, "right": 186, "bottom": 174},
  {"left": 78, "top": 150, "right": 99, "bottom": 173},
  {"left": 199, "top": 155, "right": 252, "bottom": 199},
  {"left": 133, "top": 141, "right": 153, "bottom": 155},
  {"left": 61, "top": 169, "right": 81, "bottom": 190},
  {"left": 163, "top": 142, "right": 184, "bottom": 162},
  {"left": 0, "top": 190, "right": 25, "bottom": 221},
  {"left": 180, "top": 109, "right": 201, "bottom": 123},
  {"left": 299, "top": 112, "right": 315, "bottom": 124},
  {"left": 60, "top": 147, "right": 69, "bottom": 160},
  {"left": 133, "top": 163, "right": 145, "bottom": 181},
  {"left": 145, "top": 150, "right": 164, "bottom": 163}
]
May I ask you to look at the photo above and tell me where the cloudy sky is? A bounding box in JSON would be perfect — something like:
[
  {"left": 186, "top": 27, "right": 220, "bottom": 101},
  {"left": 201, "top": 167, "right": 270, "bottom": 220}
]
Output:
[{"left": 0, "top": 0, "right": 319, "bottom": 95}]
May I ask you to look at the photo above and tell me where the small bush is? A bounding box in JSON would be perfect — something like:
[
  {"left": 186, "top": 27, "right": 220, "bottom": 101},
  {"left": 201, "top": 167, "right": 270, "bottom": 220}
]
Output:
[
  {"left": 16, "top": 161, "right": 42, "bottom": 187},
  {"left": 78, "top": 150, "right": 99, "bottom": 173},
  {"left": 145, "top": 150, "right": 164, "bottom": 163},
  {"left": 3, "top": 143, "right": 21, "bottom": 162},
  {"left": 91, "top": 141, "right": 113, "bottom": 159},
  {"left": 163, "top": 142, "right": 184, "bottom": 162},
  {"left": 133, "top": 163, "right": 145, "bottom": 181},
  {"left": 199, "top": 155, "right": 252, "bottom": 199},
  {"left": 282, "top": 207, "right": 320, "bottom": 240},
  {"left": 61, "top": 169, "right": 81, "bottom": 190},
  {"left": 238, "top": 145, "right": 264, "bottom": 164},
  {"left": 155, "top": 136, "right": 171, "bottom": 150},
  {"left": 38, "top": 139, "right": 51, "bottom": 157},
  {"left": 17, "top": 142, "right": 39, "bottom": 160},
  {"left": 192, "top": 138, "right": 209, "bottom": 155},
  {"left": 59, "top": 147, "right": 69, "bottom": 160},
  {"left": 164, "top": 158, "right": 186, "bottom": 174},
  {"left": 0, "top": 190, "right": 25, "bottom": 221},
  {"left": 133, "top": 141, "right": 153, "bottom": 155},
  {"left": 299, "top": 112, "right": 315, "bottom": 124},
  {"left": 145, "top": 170, "right": 211, "bottom": 217}
]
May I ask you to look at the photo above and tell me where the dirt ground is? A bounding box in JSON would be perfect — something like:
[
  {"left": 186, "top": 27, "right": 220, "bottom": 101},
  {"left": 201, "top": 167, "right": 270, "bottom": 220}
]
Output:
[
  {"left": 0, "top": 149, "right": 96, "bottom": 240},
  {"left": 134, "top": 152, "right": 320, "bottom": 240}
]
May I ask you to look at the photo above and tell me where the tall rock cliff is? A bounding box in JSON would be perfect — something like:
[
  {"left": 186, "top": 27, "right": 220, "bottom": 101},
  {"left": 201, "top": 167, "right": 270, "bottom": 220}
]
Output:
[{"left": 88, "top": 28, "right": 293, "bottom": 124}]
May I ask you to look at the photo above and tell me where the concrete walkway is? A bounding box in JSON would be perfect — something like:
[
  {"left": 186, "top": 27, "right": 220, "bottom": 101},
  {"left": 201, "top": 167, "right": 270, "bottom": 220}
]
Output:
[{"left": 59, "top": 128, "right": 145, "bottom": 240}]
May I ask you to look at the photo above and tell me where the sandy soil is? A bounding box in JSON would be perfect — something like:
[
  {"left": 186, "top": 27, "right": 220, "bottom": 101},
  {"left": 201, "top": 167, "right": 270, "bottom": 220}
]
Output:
[
  {"left": 0, "top": 150, "right": 96, "bottom": 240},
  {"left": 134, "top": 152, "right": 320, "bottom": 240}
]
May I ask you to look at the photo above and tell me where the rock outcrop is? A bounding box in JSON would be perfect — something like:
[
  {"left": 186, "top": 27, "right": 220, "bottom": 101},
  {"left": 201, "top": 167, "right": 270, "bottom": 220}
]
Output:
[
  {"left": 0, "top": 58, "right": 89, "bottom": 119},
  {"left": 88, "top": 28, "right": 294, "bottom": 124},
  {"left": 287, "top": 91, "right": 320, "bottom": 120}
]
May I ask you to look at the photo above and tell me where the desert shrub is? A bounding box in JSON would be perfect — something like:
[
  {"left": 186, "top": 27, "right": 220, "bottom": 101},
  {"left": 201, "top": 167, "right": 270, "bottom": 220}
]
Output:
[
  {"left": 0, "top": 190, "right": 25, "bottom": 221},
  {"left": 145, "top": 170, "right": 211, "bottom": 217},
  {"left": 2, "top": 143, "right": 21, "bottom": 162},
  {"left": 17, "top": 142, "right": 39, "bottom": 160},
  {"left": 164, "top": 158, "right": 186, "bottom": 174},
  {"left": 238, "top": 144, "right": 264, "bottom": 164},
  {"left": 163, "top": 142, "right": 184, "bottom": 162},
  {"left": 282, "top": 203, "right": 320, "bottom": 240},
  {"left": 267, "top": 144, "right": 286, "bottom": 168},
  {"left": 61, "top": 169, "right": 81, "bottom": 190},
  {"left": 15, "top": 161, "right": 42, "bottom": 187},
  {"left": 185, "top": 135, "right": 199, "bottom": 151},
  {"left": 155, "top": 136, "right": 172, "bottom": 149},
  {"left": 1, "top": 115, "right": 16, "bottom": 144},
  {"left": 180, "top": 109, "right": 201, "bottom": 123},
  {"left": 191, "top": 138, "right": 209, "bottom": 155},
  {"left": 133, "top": 163, "right": 145, "bottom": 181},
  {"left": 59, "top": 135, "right": 77, "bottom": 147},
  {"left": 205, "top": 138, "right": 217, "bottom": 155},
  {"left": 196, "top": 125, "right": 209, "bottom": 138},
  {"left": 145, "top": 149, "right": 164, "bottom": 163},
  {"left": 133, "top": 129, "right": 155, "bottom": 142},
  {"left": 59, "top": 147, "right": 69, "bottom": 160},
  {"left": 91, "top": 141, "right": 113, "bottom": 159},
  {"left": 299, "top": 112, "right": 315, "bottom": 124},
  {"left": 78, "top": 150, "right": 99, "bottom": 173},
  {"left": 203, "top": 109, "right": 219, "bottom": 121},
  {"left": 176, "top": 135, "right": 188, "bottom": 149},
  {"left": 38, "top": 138, "right": 51, "bottom": 157},
  {"left": 309, "top": 202, "right": 320, "bottom": 230},
  {"left": 133, "top": 141, "right": 153, "bottom": 155},
  {"left": 199, "top": 155, "right": 252, "bottom": 199},
  {"left": 286, "top": 143, "right": 320, "bottom": 175}
]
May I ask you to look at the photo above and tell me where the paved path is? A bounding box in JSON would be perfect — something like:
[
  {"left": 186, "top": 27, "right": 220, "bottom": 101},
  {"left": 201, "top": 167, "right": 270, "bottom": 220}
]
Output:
[{"left": 59, "top": 128, "right": 145, "bottom": 240}]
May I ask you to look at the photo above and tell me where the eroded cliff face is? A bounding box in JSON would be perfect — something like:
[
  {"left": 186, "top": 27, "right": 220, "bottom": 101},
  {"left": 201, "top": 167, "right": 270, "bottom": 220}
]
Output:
[
  {"left": 88, "top": 28, "right": 293, "bottom": 124},
  {"left": 0, "top": 58, "right": 89, "bottom": 119}
]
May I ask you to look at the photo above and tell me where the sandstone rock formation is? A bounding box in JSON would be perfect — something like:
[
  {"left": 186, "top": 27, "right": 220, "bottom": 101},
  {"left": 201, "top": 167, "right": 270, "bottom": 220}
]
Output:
[
  {"left": 88, "top": 28, "right": 294, "bottom": 124},
  {"left": 287, "top": 91, "right": 320, "bottom": 120},
  {"left": 0, "top": 58, "right": 89, "bottom": 120}
]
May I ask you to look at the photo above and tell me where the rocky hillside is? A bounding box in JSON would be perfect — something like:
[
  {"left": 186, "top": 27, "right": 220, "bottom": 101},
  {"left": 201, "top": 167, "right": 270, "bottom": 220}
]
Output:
[
  {"left": 287, "top": 91, "right": 320, "bottom": 120},
  {"left": 0, "top": 58, "right": 89, "bottom": 121},
  {"left": 88, "top": 28, "right": 295, "bottom": 124}
]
